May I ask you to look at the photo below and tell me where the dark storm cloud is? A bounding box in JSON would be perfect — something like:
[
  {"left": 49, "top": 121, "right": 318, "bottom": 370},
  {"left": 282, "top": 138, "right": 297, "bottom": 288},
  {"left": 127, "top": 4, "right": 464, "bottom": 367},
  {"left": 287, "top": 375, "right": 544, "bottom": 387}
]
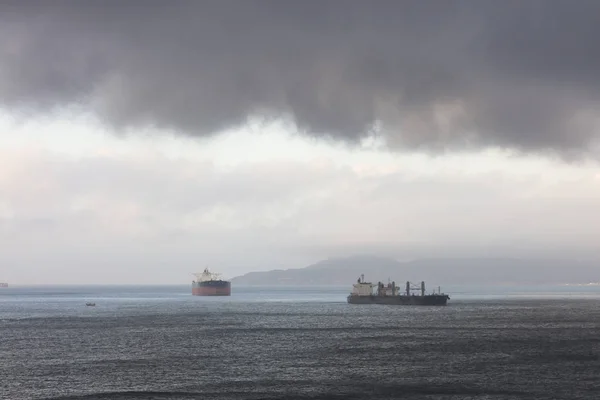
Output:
[{"left": 1, "top": 0, "right": 600, "bottom": 154}]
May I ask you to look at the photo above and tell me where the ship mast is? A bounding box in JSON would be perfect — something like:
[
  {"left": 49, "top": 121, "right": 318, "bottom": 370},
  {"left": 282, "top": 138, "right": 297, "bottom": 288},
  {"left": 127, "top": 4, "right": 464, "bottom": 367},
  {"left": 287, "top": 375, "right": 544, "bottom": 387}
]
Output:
[{"left": 192, "top": 267, "right": 222, "bottom": 282}]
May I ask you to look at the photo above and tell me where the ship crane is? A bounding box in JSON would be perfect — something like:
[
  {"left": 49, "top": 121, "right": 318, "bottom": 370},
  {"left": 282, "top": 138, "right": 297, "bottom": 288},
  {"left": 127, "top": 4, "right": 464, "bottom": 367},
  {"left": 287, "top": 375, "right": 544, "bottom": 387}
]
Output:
[{"left": 404, "top": 281, "right": 443, "bottom": 296}]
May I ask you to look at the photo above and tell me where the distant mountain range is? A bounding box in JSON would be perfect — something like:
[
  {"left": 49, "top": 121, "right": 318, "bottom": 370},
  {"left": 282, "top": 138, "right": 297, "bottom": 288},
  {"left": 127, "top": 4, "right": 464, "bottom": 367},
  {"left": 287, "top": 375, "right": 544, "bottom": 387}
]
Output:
[{"left": 231, "top": 255, "right": 598, "bottom": 286}]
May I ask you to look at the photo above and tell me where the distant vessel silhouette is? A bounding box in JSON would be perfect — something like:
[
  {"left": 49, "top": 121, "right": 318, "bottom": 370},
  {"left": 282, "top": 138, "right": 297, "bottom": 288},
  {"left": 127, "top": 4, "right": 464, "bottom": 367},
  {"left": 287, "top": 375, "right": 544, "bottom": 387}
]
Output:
[
  {"left": 347, "top": 275, "right": 450, "bottom": 306},
  {"left": 192, "top": 268, "right": 231, "bottom": 296}
]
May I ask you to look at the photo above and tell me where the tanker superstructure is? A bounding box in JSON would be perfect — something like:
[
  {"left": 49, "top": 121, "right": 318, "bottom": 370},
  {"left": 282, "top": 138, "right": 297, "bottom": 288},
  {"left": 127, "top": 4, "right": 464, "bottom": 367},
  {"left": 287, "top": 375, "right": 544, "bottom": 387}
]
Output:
[
  {"left": 347, "top": 275, "right": 449, "bottom": 306},
  {"left": 192, "top": 268, "right": 231, "bottom": 296}
]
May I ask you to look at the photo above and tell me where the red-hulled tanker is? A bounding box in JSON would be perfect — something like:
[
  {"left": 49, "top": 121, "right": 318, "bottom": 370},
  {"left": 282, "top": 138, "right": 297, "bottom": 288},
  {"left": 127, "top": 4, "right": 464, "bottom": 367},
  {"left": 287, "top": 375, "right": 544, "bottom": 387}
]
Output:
[{"left": 192, "top": 268, "right": 231, "bottom": 296}]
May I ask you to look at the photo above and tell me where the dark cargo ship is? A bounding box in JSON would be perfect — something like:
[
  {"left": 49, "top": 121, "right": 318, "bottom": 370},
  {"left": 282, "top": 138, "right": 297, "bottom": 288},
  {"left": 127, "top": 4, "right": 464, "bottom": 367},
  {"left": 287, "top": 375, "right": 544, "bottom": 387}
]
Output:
[
  {"left": 347, "top": 274, "right": 449, "bottom": 306},
  {"left": 192, "top": 268, "right": 231, "bottom": 296}
]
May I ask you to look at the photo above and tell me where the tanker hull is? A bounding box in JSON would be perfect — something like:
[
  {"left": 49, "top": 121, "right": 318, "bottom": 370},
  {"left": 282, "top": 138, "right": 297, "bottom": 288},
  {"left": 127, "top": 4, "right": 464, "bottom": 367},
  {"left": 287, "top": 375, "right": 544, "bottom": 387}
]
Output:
[{"left": 192, "top": 280, "right": 231, "bottom": 296}]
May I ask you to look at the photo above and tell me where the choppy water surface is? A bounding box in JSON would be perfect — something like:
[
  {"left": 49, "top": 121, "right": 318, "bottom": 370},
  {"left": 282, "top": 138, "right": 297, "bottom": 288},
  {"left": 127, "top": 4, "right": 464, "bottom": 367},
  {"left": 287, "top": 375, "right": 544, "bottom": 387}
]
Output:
[{"left": 1, "top": 285, "right": 600, "bottom": 399}]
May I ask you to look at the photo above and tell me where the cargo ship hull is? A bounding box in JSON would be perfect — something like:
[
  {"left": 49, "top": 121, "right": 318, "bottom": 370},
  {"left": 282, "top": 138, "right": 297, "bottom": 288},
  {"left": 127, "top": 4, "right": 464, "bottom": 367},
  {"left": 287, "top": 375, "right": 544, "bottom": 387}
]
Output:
[
  {"left": 347, "top": 294, "right": 449, "bottom": 306},
  {"left": 192, "top": 280, "right": 231, "bottom": 296}
]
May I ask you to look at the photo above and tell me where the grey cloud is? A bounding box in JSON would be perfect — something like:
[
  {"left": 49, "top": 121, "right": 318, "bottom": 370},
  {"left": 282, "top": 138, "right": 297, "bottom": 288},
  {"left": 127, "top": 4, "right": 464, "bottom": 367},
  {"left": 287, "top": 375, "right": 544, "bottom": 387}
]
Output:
[{"left": 1, "top": 0, "right": 600, "bottom": 155}]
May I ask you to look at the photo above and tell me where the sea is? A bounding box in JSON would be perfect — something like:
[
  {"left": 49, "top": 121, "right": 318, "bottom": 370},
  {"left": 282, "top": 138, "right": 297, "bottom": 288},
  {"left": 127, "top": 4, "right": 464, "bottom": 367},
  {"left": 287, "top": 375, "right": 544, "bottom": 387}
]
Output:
[{"left": 1, "top": 284, "right": 600, "bottom": 400}]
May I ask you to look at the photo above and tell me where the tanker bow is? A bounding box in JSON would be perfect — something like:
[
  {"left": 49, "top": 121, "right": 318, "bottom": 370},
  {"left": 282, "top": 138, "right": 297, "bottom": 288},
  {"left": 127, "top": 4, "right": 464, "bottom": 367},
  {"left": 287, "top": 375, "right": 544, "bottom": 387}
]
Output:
[{"left": 192, "top": 268, "right": 231, "bottom": 296}]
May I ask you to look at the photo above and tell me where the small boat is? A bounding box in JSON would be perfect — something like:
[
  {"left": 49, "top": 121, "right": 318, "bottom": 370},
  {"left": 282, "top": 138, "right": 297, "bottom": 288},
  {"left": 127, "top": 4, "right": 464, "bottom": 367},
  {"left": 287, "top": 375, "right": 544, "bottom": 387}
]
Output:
[{"left": 85, "top": 302, "right": 96, "bottom": 307}]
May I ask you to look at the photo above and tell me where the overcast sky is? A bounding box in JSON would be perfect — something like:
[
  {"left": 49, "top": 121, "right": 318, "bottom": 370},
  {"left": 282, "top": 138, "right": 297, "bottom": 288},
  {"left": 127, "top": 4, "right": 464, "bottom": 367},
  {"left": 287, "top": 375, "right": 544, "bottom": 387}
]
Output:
[{"left": 1, "top": 1, "right": 600, "bottom": 284}]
